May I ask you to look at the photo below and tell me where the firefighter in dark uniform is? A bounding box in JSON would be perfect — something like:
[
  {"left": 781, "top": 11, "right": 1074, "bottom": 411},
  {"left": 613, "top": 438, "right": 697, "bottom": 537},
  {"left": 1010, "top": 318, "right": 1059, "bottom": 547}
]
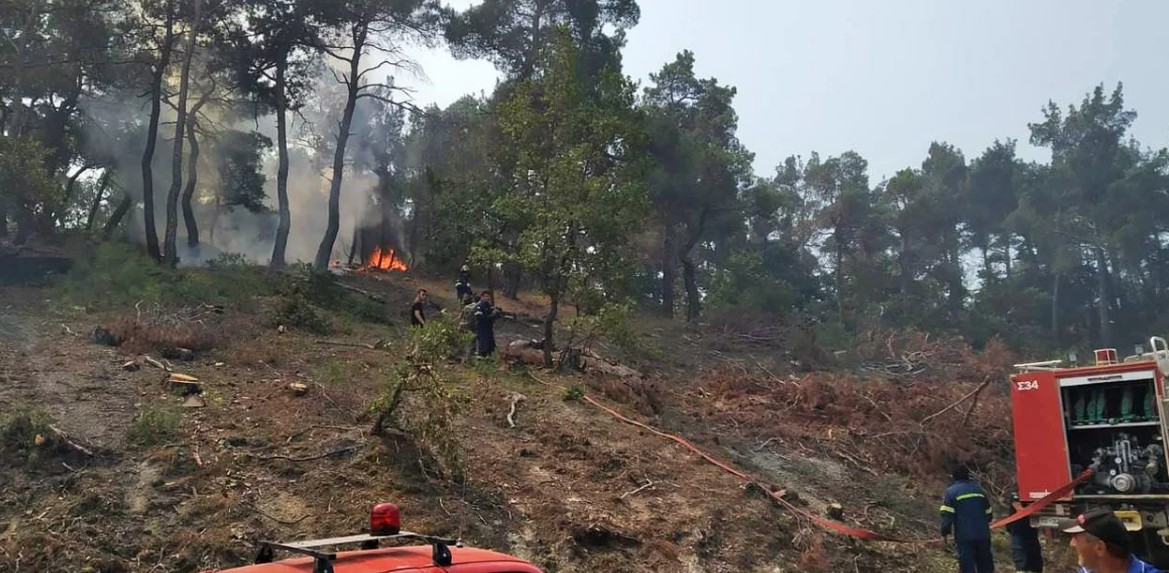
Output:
[
  {"left": 455, "top": 265, "right": 473, "bottom": 304},
  {"left": 474, "top": 290, "right": 502, "bottom": 357},
  {"left": 940, "top": 464, "right": 995, "bottom": 573},
  {"left": 1005, "top": 490, "right": 1043, "bottom": 572}
]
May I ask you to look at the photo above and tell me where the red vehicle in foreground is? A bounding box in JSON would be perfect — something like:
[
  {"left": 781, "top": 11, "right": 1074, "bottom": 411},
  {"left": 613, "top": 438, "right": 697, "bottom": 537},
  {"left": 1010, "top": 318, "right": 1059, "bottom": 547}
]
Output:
[
  {"left": 1011, "top": 337, "right": 1169, "bottom": 566},
  {"left": 201, "top": 503, "right": 543, "bottom": 573}
]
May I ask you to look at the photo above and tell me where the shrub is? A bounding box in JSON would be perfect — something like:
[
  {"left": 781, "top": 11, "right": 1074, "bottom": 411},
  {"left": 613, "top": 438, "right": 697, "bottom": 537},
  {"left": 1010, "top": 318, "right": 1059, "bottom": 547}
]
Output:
[
  {"left": 127, "top": 406, "right": 181, "bottom": 447},
  {"left": 59, "top": 243, "right": 279, "bottom": 311},
  {"left": 0, "top": 406, "right": 55, "bottom": 461},
  {"left": 370, "top": 313, "right": 471, "bottom": 480},
  {"left": 563, "top": 385, "right": 585, "bottom": 401},
  {"left": 271, "top": 294, "right": 333, "bottom": 335},
  {"left": 58, "top": 243, "right": 169, "bottom": 306}
]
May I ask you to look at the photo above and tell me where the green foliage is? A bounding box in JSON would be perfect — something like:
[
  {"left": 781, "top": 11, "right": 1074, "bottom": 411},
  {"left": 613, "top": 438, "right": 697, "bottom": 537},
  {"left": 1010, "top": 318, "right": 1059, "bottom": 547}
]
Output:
[
  {"left": 488, "top": 30, "right": 648, "bottom": 353},
  {"left": 370, "top": 312, "right": 470, "bottom": 481},
  {"left": 561, "top": 301, "right": 656, "bottom": 360},
  {"left": 58, "top": 242, "right": 171, "bottom": 305},
  {"left": 14, "top": 0, "right": 1169, "bottom": 362},
  {"left": 126, "top": 406, "right": 181, "bottom": 447},
  {"left": 215, "top": 130, "right": 272, "bottom": 213},
  {"left": 0, "top": 137, "right": 60, "bottom": 236},
  {"left": 59, "top": 243, "right": 278, "bottom": 310},
  {"left": 563, "top": 385, "right": 585, "bottom": 401},
  {"left": 413, "top": 310, "right": 475, "bottom": 359},
  {"left": 0, "top": 406, "right": 55, "bottom": 462},
  {"left": 316, "top": 359, "right": 349, "bottom": 386},
  {"left": 445, "top": 0, "right": 640, "bottom": 79},
  {"left": 272, "top": 293, "right": 333, "bottom": 335},
  {"left": 706, "top": 251, "right": 799, "bottom": 315},
  {"left": 284, "top": 271, "right": 386, "bottom": 324}
]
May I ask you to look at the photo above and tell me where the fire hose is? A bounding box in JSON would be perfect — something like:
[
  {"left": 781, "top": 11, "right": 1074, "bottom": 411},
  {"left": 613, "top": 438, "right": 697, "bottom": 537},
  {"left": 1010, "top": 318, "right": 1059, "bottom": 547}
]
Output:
[{"left": 580, "top": 392, "right": 1095, "bottom": 544}]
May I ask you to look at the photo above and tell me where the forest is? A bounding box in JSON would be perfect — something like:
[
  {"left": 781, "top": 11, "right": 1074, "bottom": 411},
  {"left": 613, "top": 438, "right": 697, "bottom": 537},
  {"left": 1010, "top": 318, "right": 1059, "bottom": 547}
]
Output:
[{"left": 3, "top": 0, "right": 1168, "bottom": 357}]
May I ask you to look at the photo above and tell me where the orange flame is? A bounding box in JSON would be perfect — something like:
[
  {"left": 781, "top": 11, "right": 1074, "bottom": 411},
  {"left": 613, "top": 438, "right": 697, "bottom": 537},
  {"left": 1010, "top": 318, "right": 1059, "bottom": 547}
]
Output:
[{"left": 365, "top": 246, "right": 408, "bottom": 272}]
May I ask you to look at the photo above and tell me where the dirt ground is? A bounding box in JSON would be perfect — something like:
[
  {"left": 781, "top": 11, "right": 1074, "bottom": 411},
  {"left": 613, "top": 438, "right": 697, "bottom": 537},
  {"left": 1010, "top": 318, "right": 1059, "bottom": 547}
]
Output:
[{"left": 0, "top": 272, "right": 1063, "bottom": 573}]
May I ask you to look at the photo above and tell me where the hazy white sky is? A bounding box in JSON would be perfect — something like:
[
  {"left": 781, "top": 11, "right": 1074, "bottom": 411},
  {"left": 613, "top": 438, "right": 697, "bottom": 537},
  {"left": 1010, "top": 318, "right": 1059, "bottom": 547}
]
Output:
[{"left": 399, "top": 0, "right": 1169, "bottom": 182}]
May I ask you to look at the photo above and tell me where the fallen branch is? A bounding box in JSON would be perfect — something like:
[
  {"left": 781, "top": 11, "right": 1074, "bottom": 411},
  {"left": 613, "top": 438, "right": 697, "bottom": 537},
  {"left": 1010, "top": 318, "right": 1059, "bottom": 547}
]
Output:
[
  {"left": 920, "top": 376, "right": 993, "bottom": 426},
  {"left": 316, "top": 339, "right": 376, "bottom": 350},
  {"left": 960, "top": 377, "right": 993, "bottom": 428},
  {"left": 337, "top": 283, "right": 386, "bottom": 303},
  {"left": 620, "top": 479, "right": 654, "bottom": 499},
  {"left": 142, "top": 355, "right": 169, "bottom": 372},
  {"left": 47, "top": 425, "right": 95, "bottom": 457},
  {"left": 255, "top": 444, "right": 360, "bottom": 462},
  {"left": 507, "top": 393, "right": 526, "bottom": 428}
]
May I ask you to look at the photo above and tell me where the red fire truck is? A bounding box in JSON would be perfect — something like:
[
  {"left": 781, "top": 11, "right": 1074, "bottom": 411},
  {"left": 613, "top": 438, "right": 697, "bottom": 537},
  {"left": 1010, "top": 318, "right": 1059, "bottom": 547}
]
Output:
[
  {"left": 200, "top": 503, "right": 543, "bottom": 573},
  {"left": 1011, "top": 337, "right": 1169, "bottom": 565}
]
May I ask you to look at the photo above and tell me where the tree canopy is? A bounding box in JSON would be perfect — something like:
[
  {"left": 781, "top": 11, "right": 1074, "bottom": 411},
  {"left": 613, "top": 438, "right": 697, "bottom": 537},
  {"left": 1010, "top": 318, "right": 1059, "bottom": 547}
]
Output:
[{"left": 3, "top": 0, "right": 1168, "bottom": 354}]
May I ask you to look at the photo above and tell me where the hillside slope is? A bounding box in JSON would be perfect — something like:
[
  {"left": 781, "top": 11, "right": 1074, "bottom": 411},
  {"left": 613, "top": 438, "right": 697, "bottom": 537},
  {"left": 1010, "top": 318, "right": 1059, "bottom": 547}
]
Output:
[{"left": 0, "top": 263, "right": 1060, "bottom": 572}]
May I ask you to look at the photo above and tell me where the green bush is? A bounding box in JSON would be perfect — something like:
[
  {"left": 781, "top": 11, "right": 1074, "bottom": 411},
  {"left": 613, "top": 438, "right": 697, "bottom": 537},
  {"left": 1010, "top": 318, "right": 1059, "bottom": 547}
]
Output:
[
  {"left": 278, "top": 271, "right": 386, "bottom": 325},
  {"left": 369, "top": 312, "right": 472, "bottom": 481},
  {"left": 0, "top": 406, "right": 54, "bottom": 460},
  {"left": 272, "top": 294, "right": 333, "bottom": 335},
  {"left": 58, "top": 242, "right": 170, "bottom": 306},
  {"left": 706, "top": 251, "right": 800, "bottom": 315},
  {"left": 563, "top": 385, "right": 585, "bottom": 401},
  {"left": 58, "top": 243, "right": 278, "bottom": 310},
  {"left": 412, "top": 311, "right": 473, "bottom": 359},
  {"left": 126, "top": 406, "right": 181, "bottom": 447}
]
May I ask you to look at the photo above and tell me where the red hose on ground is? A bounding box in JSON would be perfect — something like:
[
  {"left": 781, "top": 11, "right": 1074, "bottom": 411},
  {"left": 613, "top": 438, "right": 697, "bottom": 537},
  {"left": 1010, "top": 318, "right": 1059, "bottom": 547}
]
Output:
[
  {"left": 580, "top": 394, "right": 1093, "bottom": 544},
  {"left": 582, "top": 395, "right": 924, "bottom": 543}
]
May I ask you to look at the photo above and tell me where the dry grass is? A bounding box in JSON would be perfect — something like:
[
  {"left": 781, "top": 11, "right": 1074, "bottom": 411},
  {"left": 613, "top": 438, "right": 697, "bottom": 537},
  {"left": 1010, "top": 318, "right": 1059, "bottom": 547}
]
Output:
[
  {"left": 692, "top": 330, "right": 1018, "bottom": 493},
  {"left": 106, "top": 314, "right": 219, "bottom": 355},
  {"left": 586, "top": 376, "right": 663, "bottom": 417}
]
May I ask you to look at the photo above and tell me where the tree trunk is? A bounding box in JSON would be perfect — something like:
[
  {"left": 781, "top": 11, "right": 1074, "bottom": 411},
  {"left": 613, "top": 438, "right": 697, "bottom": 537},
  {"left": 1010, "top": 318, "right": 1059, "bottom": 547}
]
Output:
[
  {"left": 0, "top": 205, "right": 8, "bottom": 238},
  {"left": 661, "top": 223, "right": 676, "bottom": 316},
  {"left": 102, "top": 194, "right": 132, "bottom": 239},
  {"left": 163, "top": 0, "right": 201, "bottom": 267},
  {"left": 181, "top": 116, "right": 201, "bottom": 249},
  {"left": 503, "top": 262, "right": 522, "bottom": 300},
  {"left": 543, "top": 291, "right": 559, "bottom": 368},
  {"left": 680, "top": 252, "right": 701, "bottom": 323},
  {"left": 312, "top": 23, "right": 367, "bottom": 271},
  {"left": 85, "top": 171, "right": 112, "bottom": 231},
  {"left": 53, "top": 164, "right": 92, "bottom": 228},
  {"left": 981, "top": 245, "right": 992, "bottom": 283},
  {"left": 947, "top": 248, "right": 964, "bottom": 322},
  {"left": 1094, "top": 246, "right": 1113, "bottom": 347},
  {"left": 835, "top": 235, "right": 845, "bottom": 324},
  {"left": 141, "top": 3, "right": 175, "bottom": 262},
  {"left": 269, "top": 61, "right": 292, "bottom": 270},
  {"left": 348, "top": 226, "right": 360, "bottom": 266},
  {"left": 14, "top": 207, "right": 34, "bottom": 245}
]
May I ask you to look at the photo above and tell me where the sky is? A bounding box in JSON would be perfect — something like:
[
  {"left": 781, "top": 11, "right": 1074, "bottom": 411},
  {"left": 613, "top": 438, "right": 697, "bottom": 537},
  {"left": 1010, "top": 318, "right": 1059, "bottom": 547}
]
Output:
[{"left": 399, "top": 0, "right": 1169, "bottom": 183}]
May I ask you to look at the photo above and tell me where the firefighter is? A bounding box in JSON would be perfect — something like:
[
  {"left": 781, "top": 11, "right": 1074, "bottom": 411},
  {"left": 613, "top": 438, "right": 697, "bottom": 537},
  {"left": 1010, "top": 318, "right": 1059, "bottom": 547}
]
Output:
[
  {"left": 474, "top": 290, "right": 502, "bottom": 357},
  {"left": 1004, "top": 490, "right": 1043, "bottom": 572},
  {"left": 940, "top": 464, "right": 995, "bottom": 573},
  {"left": 455, "top": 265, "right": 472, "bottom": 303},
  {"left": 1062, "top": 508, "right": 1163, "bottom": 573}
]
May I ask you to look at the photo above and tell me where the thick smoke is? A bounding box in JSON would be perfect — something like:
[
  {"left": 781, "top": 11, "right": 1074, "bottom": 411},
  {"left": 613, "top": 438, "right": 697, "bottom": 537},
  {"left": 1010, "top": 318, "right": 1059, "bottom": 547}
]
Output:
[{"left": 80, "top": 60, "right": 398, "bottom": 268}]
